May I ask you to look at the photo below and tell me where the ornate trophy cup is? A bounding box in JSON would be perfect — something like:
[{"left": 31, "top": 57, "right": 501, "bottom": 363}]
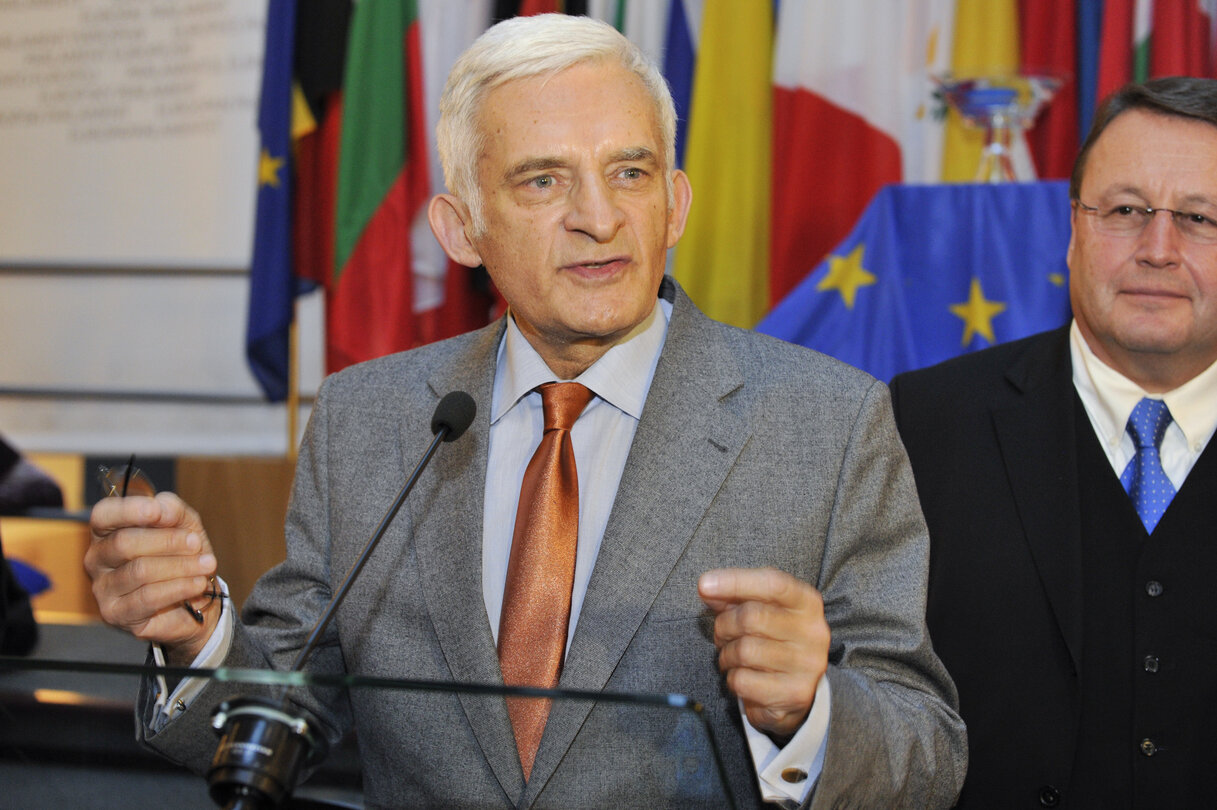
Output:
[{"left": 936, "top": 74, "right": 1064, "bottom": 182}]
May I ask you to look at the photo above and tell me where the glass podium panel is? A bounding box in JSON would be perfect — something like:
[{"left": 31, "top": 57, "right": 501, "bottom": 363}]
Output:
[{"left": 0, "top": 623, "right": 736, "bottom": 809}]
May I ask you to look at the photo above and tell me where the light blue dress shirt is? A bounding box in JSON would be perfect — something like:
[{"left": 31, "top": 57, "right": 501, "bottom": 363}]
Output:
[{"left": 481, "top": 299, "right": 670, "bottom": 647}]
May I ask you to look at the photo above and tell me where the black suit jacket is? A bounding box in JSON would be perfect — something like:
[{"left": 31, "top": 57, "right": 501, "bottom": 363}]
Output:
[
  {"left": 890, "top": 328, "right": 1085, "bottom": 808},
  {"left": 891, "top": 326, "right": 1217, "bottom": 808}
]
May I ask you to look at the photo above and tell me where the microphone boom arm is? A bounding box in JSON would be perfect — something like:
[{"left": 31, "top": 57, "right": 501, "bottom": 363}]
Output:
[{"left": 288, "top": 424, "right": 451, "bottom": 674}]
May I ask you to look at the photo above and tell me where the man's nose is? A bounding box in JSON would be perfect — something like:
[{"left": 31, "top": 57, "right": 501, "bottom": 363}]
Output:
[
  {"left": 564, "top": 176, "right": 626, "bottom": 241},
  {"left": 1136, "top": 209, "right": 1184, "bottom": 268}
]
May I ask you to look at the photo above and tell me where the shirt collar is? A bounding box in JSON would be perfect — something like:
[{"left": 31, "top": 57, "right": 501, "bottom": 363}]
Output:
[
  {"left": 1070, "top": 319, "right": 1217, "bottom": 450},
  {"left": 490, "top": 297, "right": 672, "bottom": 424}
]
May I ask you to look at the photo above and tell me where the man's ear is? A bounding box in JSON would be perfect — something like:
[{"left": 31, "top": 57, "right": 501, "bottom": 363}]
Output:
[
  {"left": 1066, "top": 206, "right": 1078, "bottom": 272},
  {"left": 428, "top": 193, "right": 483, "bottom": 268},
  {"left": 665, "top": 169, "right": 692, "bottom": 249}
]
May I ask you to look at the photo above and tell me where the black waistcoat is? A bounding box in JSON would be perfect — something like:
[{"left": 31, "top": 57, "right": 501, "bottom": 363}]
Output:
[{"left": 1070, "top": 396, "right": 1217, "bottom": 809}]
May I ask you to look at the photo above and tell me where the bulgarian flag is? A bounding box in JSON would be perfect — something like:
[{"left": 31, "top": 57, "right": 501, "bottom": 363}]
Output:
[
  {"left": 328, "top": 0, "right": 435, "bottom": 373},
  {"left": 770, "top": 1, "right": 952, "bottom": 307}
]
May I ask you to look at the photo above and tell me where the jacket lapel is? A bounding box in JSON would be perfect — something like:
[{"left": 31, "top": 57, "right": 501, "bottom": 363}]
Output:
[
  {"left": 990, "top": 327, "right": 1084, "bottom": 672},
  {"left": 522, "top": 284, "right": 748, "bottom": 803},
  {"left": 410, "top": 320, "right": 526, "bottom": 799}
]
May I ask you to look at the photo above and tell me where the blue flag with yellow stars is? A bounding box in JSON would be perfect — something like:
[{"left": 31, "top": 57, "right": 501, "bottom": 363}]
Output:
[
  {"left": 758, "top": 181, "right": 1073, "bottom": 381},
  {"left": 246, "top": 0, "right": 308, "bottom": 403}
]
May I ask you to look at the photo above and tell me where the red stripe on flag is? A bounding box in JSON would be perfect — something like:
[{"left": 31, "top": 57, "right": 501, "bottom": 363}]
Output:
[
  {"left": 1098, "top": 0, "right": 1135, "bottom": 100},
  {"left": 294, "top": 91, "right": 342, "bottom": 287},
  {"left": 1020, "top": 0, "right": 1079, "bottom": 179},
  {"left": 414, "top": 260, "right": 497, "bottom": 347},
  {"left": 518, "top": 0, "right": 561, "bottom": 15},
  {"left": 1151, "top": 1, "right": 1212, "bottom": 77},
  {"left": 326, "top": 169, "right": 417, "bottom": 372},
  {"left": 770, "top": 86, "right": 900, "bottom": 306}
]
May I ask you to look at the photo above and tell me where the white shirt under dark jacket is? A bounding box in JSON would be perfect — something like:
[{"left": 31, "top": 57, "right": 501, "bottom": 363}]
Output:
[{"left": 1070, "top": 321, "right": 1217, "bottom": 489}]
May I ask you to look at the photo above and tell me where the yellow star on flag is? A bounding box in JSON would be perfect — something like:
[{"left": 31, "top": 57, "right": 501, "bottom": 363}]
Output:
[
  {"left": 259, "top": 149, "right": 285, "bottom": 188},
  {"left": 816, "top": 243, "right": 876, "bottom": 309},
  {"left": 949, "top": 278, "right": 1007, "bottom": 346}
]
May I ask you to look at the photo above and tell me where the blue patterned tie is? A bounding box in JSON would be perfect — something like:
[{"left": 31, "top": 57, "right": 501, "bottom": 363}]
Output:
[{"left": 1120, "top": 398, "right": 1176, "bottom": 533}]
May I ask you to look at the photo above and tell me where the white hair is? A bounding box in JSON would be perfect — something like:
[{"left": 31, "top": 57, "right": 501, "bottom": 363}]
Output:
[{"left": 436, "top": 14, "right": 678, "bottom": 233}]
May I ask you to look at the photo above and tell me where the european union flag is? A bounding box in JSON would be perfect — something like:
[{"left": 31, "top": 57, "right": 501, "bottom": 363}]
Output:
[
  {"left": 246, "top": 0, "right": 311, "bottom": 402},
  {"left": 758, "top": 182, "right": 1073, "bottom": 381}
]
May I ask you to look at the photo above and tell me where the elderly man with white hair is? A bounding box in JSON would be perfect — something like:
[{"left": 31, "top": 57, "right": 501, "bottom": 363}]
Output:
[{"left": 87, "top": 14, "right": 965, "bottom": 808}]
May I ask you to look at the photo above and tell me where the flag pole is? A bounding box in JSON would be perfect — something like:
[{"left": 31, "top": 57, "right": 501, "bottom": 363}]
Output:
[{"left": 286, "top": 300, "right": 300, "bottom": 462}]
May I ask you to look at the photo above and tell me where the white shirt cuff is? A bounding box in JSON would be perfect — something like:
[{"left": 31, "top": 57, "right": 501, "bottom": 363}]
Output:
[
  {"left": 744, "top": 673, "right": 831, "bottom": 807},
  {"left": 149, "top": 577, "right": 235, "bottom": 732}
]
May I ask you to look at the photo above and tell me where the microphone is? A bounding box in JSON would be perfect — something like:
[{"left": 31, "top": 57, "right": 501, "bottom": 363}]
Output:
[
  {"left": 432, "top": 389, "right": 476, "bottom": 441},
  {"left": 207, "top": 391, "right": 477, "bottom": 809}
]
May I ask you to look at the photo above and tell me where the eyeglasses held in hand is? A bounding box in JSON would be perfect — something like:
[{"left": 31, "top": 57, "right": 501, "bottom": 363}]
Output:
[
  {"left": 95, "top": 455, "right": 223, "bottom": 624},
  {"left": 1073, "top": 198, "right": 1217, "bottom": 244}
]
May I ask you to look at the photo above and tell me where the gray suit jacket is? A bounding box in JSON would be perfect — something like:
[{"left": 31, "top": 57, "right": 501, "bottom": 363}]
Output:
[{"left": 142, "top": 279, "right": 965, "bottom": 808}]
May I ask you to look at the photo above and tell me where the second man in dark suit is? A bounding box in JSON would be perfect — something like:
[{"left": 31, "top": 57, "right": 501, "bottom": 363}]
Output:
[{"left": 892, "top": 76, "right": 1217, "bottom": 808}]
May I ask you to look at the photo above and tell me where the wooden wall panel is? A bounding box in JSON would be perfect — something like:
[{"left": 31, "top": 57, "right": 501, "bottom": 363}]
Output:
[{"left": 175, "top": 457, "right": 295, "bottom": 611}]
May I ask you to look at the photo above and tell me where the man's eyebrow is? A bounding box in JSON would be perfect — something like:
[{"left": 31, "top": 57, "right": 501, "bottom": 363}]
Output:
[
  {"left": 1176, "top": 192, "right": 1217, "bottom": 210},
  {"left": 1101, "top": 185, "right": 1217, "bottom": 209},
  {"left": 610, "top": 146, "right": 658, "bottom": 164},
  {"left": 504, "top": 156, "right": 569, "bottom": 181},
  {"left": 503, "top": 148, "right": 660, "bottom": 182}
]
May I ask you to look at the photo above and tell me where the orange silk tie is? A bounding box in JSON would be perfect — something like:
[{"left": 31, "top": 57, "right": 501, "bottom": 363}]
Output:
[{"left": 498, "top": 382, "right": 593, "bottom": 780}]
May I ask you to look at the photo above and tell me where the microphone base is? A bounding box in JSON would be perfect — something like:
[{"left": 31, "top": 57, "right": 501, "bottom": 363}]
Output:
[{"left": 208, "top": 696, "right": 327, "bottom": 809}]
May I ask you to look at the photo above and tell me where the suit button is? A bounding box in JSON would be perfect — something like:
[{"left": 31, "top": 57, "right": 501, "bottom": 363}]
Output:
[
  {"left": 1140, "top": 738, "right": 1158, "bottom": 757},
  {"left": 1038, "top": 785, "right": 1060, "bottom": 806},
  {"left": 1144, "top": 655, "right": 1160, "bottom": 673},
  {"left": 1145, "top": 580, "right": 1164, "bottom": 597}
]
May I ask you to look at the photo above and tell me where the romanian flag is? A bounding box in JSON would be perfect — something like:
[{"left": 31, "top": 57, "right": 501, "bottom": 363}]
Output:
[
  {"left": 671, "top": 0, "right": 773, "bottom": 328},
  {"left": 660, "top": 0, "right": 697, "bottom": 168}
]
